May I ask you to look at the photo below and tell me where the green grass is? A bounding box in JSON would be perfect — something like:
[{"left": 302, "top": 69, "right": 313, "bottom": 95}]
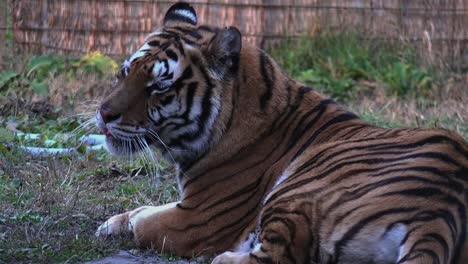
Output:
[{"left": 270, "top": 32, "right": 436, "bottom": 99}]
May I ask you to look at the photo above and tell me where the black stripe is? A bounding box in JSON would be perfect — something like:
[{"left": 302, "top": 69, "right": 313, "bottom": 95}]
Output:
[
  {"left": 380, "top": 187, "right": 448, "bottom": 198},
  {"left": 387, "top": 209, "right": 459, "bottom": 253},
  {"left": 294, "top": 135, "right": 465, "bottom": 183},
  {"left": 261, "top": 217, "right": 297, "bottom": 263},
  {"left": 180, "top": 81, "right": 197, "bottom": 120},
  {"left": 292, "top": 112, "right": 359, "bottom": 160},
  {"left": 160, "top": 94, "right": 175, "bottom": 106},
  {"left": 287, "top": 99, "right": 335, "bottom": 151},
  {"left": 339, "top": 124, "right": 368, "bottom": 139},
  {"left": 325, "top": 175, "right": 463, "bottom": 218},
  {"left": 267, "top": 152, "right": 462, "bottom": 206},
  {"left": 259, "top": 52, "right": 275, "bottom": 111},
  {"left": 452, "top": 174, "right": 467, "bottom": 263},
  {"left": 187, "top": 197, "right": 261, "bottom": 248},
  {"left": 293, "top": 133, "right": 396, "bottom": 177},
  {"left": 294, "top": 137, "right": 462, "bottom": 185},
  {"left": 203, "top": 176, "right": 263, "bottom": 211},
  {"left": 157, "top": 32, "right": 175, "bottom": 39},
  {"left": 182, "top": 139, "right": 277, "bottom": 191},
  {"left": 300, "top": 148, "right": 417, "bottom": 180},
  {"left": 176, "top": 181, "right": 261, "bottom": 233},
  {"left": 399, "top": 225, "right": 422, "bottom": 246},
  {"left": 273, "top": 82, "right": 295, "bottom": 127},
  {"left": 170, "top": 66, "right": 193, "bottom": 93},
  {"left": 172, "top": 64, "right": 214, "bottom": 145},
  {"left": 334, "top": 207, "right": 419, "bottom": 261},
  {"left": 224, "top": 82, "right": 240, "bottom": 133},
  {"left": 147, "top": 40, "right": 160, "bottom": 47},
  {"left": 398, "top": 249, "right": 440, "bottom": 264},
  {"left": 198, "top": 25, "right": 220, "bottom": 33},
  {"left": 173, "top": 26, "right": 202, "bottom": 39},
  {"left": 161, "top": 72, "right": 174, "bottom": 81},
  {"left": 426, "top": 233, "right": 449, "bottom": 263},
  {"left": 181, "top": 36, "right": 197, "bottom": 46},
  {"left": 165, "top": 49, "right": 178, "bottom": 61}
]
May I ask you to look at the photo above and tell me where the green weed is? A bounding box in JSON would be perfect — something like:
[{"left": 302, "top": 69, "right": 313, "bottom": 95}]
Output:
[
  {"left": 0, "top": 52, "right": 117, "bottom": 97},
  {"left": 270, "top": 32, "right": 436, "bottom": 99}
]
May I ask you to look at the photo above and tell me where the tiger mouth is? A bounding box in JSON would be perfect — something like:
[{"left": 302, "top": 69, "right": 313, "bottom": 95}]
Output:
[
  {"left": 102, "top": 130, "right": 154, "bottom": 156},
  {"left": 102, "top": 127, "right": 113, "bottom": 138}
]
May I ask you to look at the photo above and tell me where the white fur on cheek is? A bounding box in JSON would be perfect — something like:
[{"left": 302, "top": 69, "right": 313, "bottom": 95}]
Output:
[
  {"left": 152, "top": 60, "right": 167, "bottom": 78},
  {"left": 149, "top": 59, "right": 182, "bottom": 89},
  {"left": 129, "top": 43, "right": 151, "bottom": 63}
]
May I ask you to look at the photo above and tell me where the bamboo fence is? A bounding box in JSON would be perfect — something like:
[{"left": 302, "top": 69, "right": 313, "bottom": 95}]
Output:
[
  {"left": 0, "top": 0, "right": 7, "bottom": 57},
  {"left": 3, "top": 0, "right": 468, "bottom": 64}
]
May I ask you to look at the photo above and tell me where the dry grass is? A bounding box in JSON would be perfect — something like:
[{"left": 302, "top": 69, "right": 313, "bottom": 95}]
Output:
[
  {"left": 1, "top": 146, "right": 181, "bottom": 263},
  {"left": 348, "top": 74, "right": 468, "bottom": 139}
]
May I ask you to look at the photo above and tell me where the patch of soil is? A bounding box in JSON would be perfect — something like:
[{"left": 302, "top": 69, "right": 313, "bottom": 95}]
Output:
[{"left": 87, "top": 250, "right": 203, "bottom": 264}]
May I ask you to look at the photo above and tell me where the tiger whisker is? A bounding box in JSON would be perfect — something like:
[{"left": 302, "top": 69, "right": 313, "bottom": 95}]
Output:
[
  {"left": 69, "top": 117, "right": 97, "bottom": 139},
  {"left": 145, "top": 129, "right": 180, "bottom": 166},
  {"left": 136, "top": 136, "right": 159, "bottom": 181},
  {"left": 140, "top": 137, "right": 160, "bottom": 181}
]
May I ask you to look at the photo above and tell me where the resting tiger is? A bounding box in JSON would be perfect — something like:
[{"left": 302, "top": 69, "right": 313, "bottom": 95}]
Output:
[{"left": 95, "top": 2, "right": 468, "bottom": 263}]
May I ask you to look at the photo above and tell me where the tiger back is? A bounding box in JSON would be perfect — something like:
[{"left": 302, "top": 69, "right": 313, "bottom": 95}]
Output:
[{"left": 95, "top": 2, "right": 468, "bottom": 264}]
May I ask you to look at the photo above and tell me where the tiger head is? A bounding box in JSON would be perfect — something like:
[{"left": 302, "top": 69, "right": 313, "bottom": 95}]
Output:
[{"left": 96, "top": 2, "right": 241, "bottom": 163}]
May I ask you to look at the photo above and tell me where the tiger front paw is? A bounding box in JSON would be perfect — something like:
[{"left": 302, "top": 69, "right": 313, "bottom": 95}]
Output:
[
  {"left": 212, "top": 251, "right": 251, "bottom": 264},
  {"left": 95, "top": 204, "right": 176, "bottom": 238},
  {"left": 95, "top": 212, "right": 131, "bottom": 237}
]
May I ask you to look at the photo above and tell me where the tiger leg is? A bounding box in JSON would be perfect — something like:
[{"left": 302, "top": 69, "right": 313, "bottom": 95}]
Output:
[
  {"left": 212, "top": 203, "right": 311, "bottom": 264},
  {"left": 96, "top": 202, "right": 215, "bottom": 256}
]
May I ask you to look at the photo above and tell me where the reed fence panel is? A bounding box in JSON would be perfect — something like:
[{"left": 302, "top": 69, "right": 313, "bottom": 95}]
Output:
[{"left": 4, "top": 0, "right": 468, "bottom": 64}]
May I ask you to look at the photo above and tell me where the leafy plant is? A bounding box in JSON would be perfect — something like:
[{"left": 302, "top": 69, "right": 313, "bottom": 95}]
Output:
[
  {"left": 270, "top": 32, "right": 436, "bottom": 99},
  {"left": 381, "top": 62, "right": 433, "bottom": 96},
  {"left": 0, "top": 71, "right": 19, "bottom": 89},
  {"left": 72, "top": 51, "right": 118, "bottom": 76},
  {"left": 26, "top": 55, "right": 67, "bottom": 83},
  {"left": 0, "top": 52, "right": 117, "bottom": 97}
]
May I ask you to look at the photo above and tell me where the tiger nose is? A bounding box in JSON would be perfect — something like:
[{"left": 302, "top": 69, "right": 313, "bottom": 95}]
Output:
[{"left": 99, "top": 108, "right": 121, "bottom": 123}]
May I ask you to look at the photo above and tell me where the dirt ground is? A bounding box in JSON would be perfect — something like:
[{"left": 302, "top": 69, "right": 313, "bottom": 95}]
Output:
[{"left": 87, "top": 250, "right": 203, "bottom": 264}]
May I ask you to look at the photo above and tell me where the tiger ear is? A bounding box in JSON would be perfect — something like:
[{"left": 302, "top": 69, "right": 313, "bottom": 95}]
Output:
[
  {"left": 163, "top": 2, "right": 197, "bottom": 26},
  {"left": 206, "top": 27, "right": 242, "bottom": 80}
]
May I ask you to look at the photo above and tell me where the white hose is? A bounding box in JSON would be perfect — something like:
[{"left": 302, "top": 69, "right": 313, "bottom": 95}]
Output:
[{"left": 14, "top": 133, "right": 106, "bottom": 156}]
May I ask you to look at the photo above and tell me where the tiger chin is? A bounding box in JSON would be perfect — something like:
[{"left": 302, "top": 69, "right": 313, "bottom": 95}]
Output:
[{"left": 94, "top": 2, "right": 468, "bottom": 264}]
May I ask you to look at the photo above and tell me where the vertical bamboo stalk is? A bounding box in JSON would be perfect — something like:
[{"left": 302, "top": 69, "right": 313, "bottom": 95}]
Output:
[{"left": 0, "top": 0, "right": 6, "bottom": 57}]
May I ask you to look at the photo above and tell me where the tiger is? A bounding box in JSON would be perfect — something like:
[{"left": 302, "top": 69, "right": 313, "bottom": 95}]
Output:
[{"left": 94, "top": 2, "right": 468, "bottom": 264}]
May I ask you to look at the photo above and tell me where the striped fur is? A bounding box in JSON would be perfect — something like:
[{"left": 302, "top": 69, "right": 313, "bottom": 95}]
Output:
[{"left": 96, "top": 3, "right": 468, "bottom": 264}]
